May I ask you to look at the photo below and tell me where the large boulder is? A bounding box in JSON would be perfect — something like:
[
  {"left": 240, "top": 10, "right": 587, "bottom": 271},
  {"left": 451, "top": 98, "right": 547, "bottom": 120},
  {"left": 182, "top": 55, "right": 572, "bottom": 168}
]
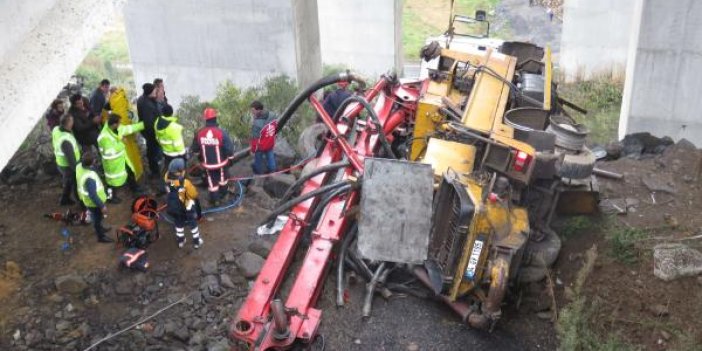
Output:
[
  {"left": 55, "top": 275, "right": 87, "bottom": 295},
  {"left": 274, "top": 137, "right": 298, "bottom": 170},
  {"left": 654, "top": 243, "right": 702, "bottom": 281},
  {"left": 263, "top": 173, "right": 296, "bottom": 199},
  {"left": 236, "top": 252, "right": 265, "bottom": 279}
]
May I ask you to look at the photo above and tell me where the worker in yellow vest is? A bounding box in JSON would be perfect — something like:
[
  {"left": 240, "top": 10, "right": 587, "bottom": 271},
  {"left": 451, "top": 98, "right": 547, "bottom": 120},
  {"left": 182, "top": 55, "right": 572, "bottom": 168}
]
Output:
[
  {"left": 155, "top": 105, "right": 186, "bottom": 169},
  {"left": 97, "top": 113, "right": 145, "bottom": 203},
  {"left": 76, "top": 151, "right": 113, "bottom": 243},
  {"left": 52, "top": 114, "right": 82, "bottom": 206}
]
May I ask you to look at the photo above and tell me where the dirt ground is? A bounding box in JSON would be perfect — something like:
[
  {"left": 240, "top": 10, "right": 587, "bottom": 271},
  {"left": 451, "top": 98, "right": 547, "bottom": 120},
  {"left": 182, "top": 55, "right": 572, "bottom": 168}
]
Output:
[
  {"left": 551, "top": 141, "right": 702, "bottom": 350},
  {"left": 2, "top": 141, "right": 701, "bottom": 350}
]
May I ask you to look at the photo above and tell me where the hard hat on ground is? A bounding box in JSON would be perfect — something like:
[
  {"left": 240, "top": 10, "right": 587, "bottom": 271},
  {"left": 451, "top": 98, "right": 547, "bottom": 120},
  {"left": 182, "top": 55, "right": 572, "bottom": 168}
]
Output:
[{"left": 203, "top": 107, "right": 218, "bottom": 120}]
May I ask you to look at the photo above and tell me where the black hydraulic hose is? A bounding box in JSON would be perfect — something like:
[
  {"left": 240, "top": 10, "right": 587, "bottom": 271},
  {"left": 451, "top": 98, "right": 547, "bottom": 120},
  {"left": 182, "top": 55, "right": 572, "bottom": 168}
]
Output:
[
  {"left": 260, "top": 180, "right": 354, "bottom": 227},
  {"left": 362, "top": 262, "right": 387, "bottom": 317},
  {"left": 277, "top": 160, "right": 350, "bottom": 207},
  {"left": 303, "top": 184, "right": 353, "bottom": 238},
  {"left": 230, "top": 71, "right": 366, "bottom": 163},
  {"left": 348, "top": 248, "right": 373, "bottom": 281},
  {"left": 332, "top": 95, "right": 396, "bottom": 159},
  {"left": 337, "top": 222, "right": 358, "bottom": 307}
]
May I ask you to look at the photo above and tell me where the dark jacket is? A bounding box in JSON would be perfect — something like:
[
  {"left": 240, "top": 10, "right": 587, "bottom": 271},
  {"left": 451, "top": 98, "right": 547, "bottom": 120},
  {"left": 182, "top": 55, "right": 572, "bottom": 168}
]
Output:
[
  {"left": 322, "top": 88, "right": 352, "bottom": 119},
  {"left": 137, "top": 95, "right": 159, "bottom": 142},
  {"left": 85, "top": 178, "right": 104, "bottom": 208},
  {"left": 88, "top": 88, "right": 106, "bottom": 116},
  {"left": 251, "top": 111, "right": 277, "bottom": 139},
  {"left": 70, "top": 105, "right": 99, "bottom": 146}
]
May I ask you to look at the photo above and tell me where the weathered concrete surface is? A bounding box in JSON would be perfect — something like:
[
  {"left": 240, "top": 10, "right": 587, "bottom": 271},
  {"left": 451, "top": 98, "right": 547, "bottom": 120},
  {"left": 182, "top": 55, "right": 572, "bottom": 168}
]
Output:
[
  {"left": 0, "top": 0, "right": 125, "bottom": 171},
  {"left": 124, "top": 0, "right": 322, "bottom": 109},
  {"left": 559, "top": 0, "right": 636, "bottom": 82},
  {"left": 317, "top": 0, "right": 403, "bottom": 77},
  {"left": 619, "top": 0, "right": 702, "bottom": 145}
]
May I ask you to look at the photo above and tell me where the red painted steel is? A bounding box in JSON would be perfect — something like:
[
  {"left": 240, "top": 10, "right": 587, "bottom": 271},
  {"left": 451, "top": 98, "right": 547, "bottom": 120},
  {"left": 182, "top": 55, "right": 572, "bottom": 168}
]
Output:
[{"left": 231, "top": 76, "right": 418, "bottom": 350}]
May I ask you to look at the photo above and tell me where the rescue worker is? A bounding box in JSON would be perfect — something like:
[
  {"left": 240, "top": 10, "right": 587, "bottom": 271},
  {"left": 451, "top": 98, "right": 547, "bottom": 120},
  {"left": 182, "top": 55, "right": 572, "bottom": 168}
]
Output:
[
  {"left": 45, "top": 99, "right": 65, "bottom": 130},
  {"left": 322, "top": 81, "right": 352, "bottom": 120},
  {"left": 69, "top": 93, "right": 100, "bottom": 151},
  {"left": 76, "top": 151, "right": 113, "bottom": 243},
  {"left": 190, "top": 108, "right": 235, "bottom": 205},
  {"left": 165, "top": 158, "right": 202, "bottom": 249},
  {"left": 52, "top": 114, "right": 81, "bottom": 206},
  {"left": 136, "top": 83, "right": 162, "bottom": 178},
  {"left": 154, "top": 104, "right": 186, "bottom": 168},
  {"left": 89, "top": 79, "right": 110, "bottom": 117},
  {"left": 249, "top": 101, "right": 277, "bottom": 175},
  {"left": 97, "top": 113, "right": 145, "bottom": 203}
]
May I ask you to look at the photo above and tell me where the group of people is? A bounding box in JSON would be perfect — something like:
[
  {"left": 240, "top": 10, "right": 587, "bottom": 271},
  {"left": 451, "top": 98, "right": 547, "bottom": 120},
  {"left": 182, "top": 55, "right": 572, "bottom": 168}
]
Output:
[{"left": 48, "top": 78, "right": 281, "bottom": 249}]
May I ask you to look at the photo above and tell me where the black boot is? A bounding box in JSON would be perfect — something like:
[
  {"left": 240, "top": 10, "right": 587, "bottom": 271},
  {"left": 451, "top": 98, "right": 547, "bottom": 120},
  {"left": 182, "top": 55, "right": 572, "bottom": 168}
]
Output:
[{"left": 97, "top": 235, "right": 114, "bottom": 243}]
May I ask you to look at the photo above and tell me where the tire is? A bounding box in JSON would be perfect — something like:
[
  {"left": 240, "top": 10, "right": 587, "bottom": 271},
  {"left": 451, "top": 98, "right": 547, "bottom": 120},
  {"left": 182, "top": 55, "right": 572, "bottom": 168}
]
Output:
[
  {"left": 546, "top": 115, "right": 589, "bottom": 151},
  {"left": 557, "top": 147, "right": 596, "bottom": 179},
  {"left": 297, "top": 123, "right": 328, "bottom": 157},
  {"left": 524, "top": 228, "right": 562, "bottom": 268}
]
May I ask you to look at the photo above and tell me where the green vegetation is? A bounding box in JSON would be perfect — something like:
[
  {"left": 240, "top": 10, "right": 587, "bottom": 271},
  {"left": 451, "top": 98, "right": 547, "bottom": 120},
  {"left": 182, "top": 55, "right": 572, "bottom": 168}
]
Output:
[
  {"left": 558, "top": 77, "right": 624, "bottom": 145},
  {"left": 607, "top": 226, "right": 648, "bottom": 265},
  {"left": 557, "top": 246, "right": 634, "bottom": 351},
  {"left": 560, "top": 215, "right": 594, "bottom": 239},
  {"left": 177, "top": 75, "right": 315, "bottom": 147},
  {"left": 75, "top": 26, "right": 135, "bottom": 99},
  {"left": 403, "top": 0, "right": 502, "bottom": 60}
]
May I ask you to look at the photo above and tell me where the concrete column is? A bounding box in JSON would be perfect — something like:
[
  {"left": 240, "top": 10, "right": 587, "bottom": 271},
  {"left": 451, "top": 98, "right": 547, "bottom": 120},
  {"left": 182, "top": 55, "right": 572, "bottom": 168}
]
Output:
[
  {"left": 124, "top": 0, "right": 322, "bottom": 109},
  {"left": 317, "top": 0, "right": 403, "bottom": 78},
  {"left": 0, "top": 0, "right": 125, "bottom": 171},
  {"left": 619, "top": 0, "right": 702, "bottom": 145},
  {"left": 559, "top": 0, "right": 636, "bottom": 82}
]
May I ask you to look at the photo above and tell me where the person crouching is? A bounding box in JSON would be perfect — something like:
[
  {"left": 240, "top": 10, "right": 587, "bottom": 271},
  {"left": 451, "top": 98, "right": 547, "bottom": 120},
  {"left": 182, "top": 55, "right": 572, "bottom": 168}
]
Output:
[{"left": 165, "top": 158, "right": 203, "bottom": 249}]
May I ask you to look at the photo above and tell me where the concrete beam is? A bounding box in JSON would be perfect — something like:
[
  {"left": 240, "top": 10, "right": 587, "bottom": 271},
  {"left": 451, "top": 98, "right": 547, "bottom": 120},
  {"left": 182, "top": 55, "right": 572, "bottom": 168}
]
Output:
[
  {"left": 124, "top": 0, "right": 322, "bottom": 109},
  {"left": 619, "top": 0, "right": 702, "bottom": 145},
  {"left": 317, "top": 0, "right": 403, "bottom": 78},
  {"left": 559, "top": 0, "right": 636, "bottom": 82},
  {"left": 0, "top": 0, "right": 125, "bottom": 171}
]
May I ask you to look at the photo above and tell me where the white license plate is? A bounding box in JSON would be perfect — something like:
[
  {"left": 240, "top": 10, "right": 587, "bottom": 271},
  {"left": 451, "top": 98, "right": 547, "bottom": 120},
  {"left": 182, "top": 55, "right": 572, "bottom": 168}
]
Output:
[{"left": 464, "top": 240, "right": 484, "bottom": 280}]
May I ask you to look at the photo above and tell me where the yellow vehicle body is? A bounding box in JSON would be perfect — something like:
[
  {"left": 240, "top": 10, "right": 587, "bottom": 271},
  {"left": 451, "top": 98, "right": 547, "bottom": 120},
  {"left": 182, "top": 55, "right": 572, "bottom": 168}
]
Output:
[{"left": 411, "top": 41, "right": 553, "bottom": 314}]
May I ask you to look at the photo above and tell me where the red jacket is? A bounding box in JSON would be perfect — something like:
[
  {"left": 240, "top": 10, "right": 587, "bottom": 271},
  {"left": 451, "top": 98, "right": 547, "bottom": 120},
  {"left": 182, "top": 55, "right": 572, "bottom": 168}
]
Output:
[{"left": 250, "top": 120, "right": 277, "bottom": 152}]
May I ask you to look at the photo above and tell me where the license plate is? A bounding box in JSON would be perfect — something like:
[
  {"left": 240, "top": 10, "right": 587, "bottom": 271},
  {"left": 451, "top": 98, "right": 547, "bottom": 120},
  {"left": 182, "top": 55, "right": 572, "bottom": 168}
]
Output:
[{"left": 464, "top": 240, "right": 484, "bottom": 280}]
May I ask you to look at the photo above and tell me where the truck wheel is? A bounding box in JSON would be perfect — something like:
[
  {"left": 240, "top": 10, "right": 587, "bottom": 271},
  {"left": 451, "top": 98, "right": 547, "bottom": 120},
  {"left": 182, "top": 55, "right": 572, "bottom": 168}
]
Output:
[
  {"left": 524, "top": 228, "right": 562, "bottom": 267},
  {"left": 297, "top": 123, "right": 328, "bottom": 157},
  {"left": 558, "top": 147, "right": 596, "bottom": 179},
  {"left": 546, "top": 115, "right": 588, "bottom": 151}
]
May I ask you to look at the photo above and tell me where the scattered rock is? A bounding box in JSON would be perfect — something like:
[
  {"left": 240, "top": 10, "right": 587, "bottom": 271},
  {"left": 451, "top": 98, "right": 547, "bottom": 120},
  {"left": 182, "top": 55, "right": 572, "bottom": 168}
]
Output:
[
  {"left": 201, "top": 260, "right": 219, "bottom": 275},
  {"left": 642, "top": 176, "right": 676, "bottom": 194},
  {"left": 536, "top": 311, "right": 553, "bottom": 320},
  {"left": 407, "top": 342, "right": 420, "bottom": 351},
  {"left": 263, "top": 173, "right": 296, "bottom": 198},
  {"left": 248, "top": 240, "right": 273, "bottom": 258},
  {"left": 649, "top": 304, "right": 669, "bottom": 317},
  {"left": 247, "top": 185, "right": 277, "bottom": 210},
  {"left": 222, "top": 251, "right": 237, "bottom": 264},
  {"left": 201, "top": 275, "right": 222, "bottom": 297},
  {"left": 189, "top": 331, "right": 205, "bottom": 346},
  {"left": 55, "top": 275, "right": 87, "bottom": 295},
  {"left": 219, "top": 274, "right": 236, "bottom": 289},
  {"left": 661, "top": 330, "right": 672, "bottom": 340},
  {"left": 236, "top": 252, "right": 265, "bottom": 279},
  {"left": 55, "top": 320, "right": 72, "bottom": 331},
  {"left": 115, "top": 279, "right": 135, "bottom": 295},
  {"left": 675, "top": 138, "right": 697, "bottom": 150},
  {"left": 13, "top": 329, "right": 21, "bottom": 341},
  {"left": 604, "top": 141, "right": 623, "bottom": 160},
  {"left": 171, "top": 326, "right": 190, "bottom": 343},
  {"left": 653, "top": 243, "right": 702, "bottom": 281},
  {"left": 207, "top": 338, "right": 230, "bottom": 351}
]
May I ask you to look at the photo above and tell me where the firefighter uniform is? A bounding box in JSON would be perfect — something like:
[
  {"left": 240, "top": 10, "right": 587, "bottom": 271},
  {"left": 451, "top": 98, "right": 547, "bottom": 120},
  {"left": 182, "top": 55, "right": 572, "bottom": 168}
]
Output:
[{"left": 190, "top": 108, "right": 235, "bottom": 204}]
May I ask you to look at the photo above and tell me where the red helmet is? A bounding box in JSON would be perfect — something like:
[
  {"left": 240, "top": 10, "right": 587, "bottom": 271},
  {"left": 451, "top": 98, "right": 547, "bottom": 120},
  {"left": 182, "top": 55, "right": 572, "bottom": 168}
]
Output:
[{"left": 203, "top": 107, "right": 218, "bottom": 120}]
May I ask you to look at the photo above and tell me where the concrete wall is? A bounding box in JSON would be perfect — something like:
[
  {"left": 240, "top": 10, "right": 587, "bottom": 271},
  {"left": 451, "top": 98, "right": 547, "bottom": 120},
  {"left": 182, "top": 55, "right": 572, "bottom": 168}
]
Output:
[
  {"left": 317, "top": 0, "right": 402, "bottom": 78},
  {"left": 559, "top": 0, "right": 636, "bottom": 82},
  {"left": 124, "top": 0, "right": 322, "bottom": 109},
  {"left": 0, "top": 0, "right": 125, "bottom": 170},
  {"left": 619, "top": 0, "right": 702, "bottom": 145}
]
